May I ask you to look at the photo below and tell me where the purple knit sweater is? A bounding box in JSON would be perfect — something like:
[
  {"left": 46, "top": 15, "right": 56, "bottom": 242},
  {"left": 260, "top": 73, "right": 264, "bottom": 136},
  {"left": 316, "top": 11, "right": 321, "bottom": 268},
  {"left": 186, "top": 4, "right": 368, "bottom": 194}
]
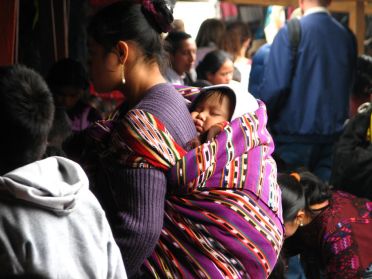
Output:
[{"left": 87, "top": 83, "right": 196, "bottom": 278}]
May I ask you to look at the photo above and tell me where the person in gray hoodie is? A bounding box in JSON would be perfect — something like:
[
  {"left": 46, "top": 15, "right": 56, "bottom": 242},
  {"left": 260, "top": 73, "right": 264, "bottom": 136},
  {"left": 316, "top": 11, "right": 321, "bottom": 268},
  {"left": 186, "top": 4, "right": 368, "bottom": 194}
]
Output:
[{"left": 0, "top": 64, "right": 127, "bottom": 279}]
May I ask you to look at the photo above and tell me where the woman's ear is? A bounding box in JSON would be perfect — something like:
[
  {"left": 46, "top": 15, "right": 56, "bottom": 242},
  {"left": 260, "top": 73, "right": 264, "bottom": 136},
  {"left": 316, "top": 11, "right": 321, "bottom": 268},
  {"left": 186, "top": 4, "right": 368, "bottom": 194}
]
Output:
[
  {"left": 116, "top": 41, "right": 129, "bottom": 65},
  {"left": 295, "top": 209, "right": 306, "bottom": 226}
]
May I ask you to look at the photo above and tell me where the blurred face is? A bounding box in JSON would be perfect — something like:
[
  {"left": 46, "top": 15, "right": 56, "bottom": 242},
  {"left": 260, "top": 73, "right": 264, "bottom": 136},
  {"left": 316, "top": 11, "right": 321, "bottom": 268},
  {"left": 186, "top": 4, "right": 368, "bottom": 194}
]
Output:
[
  {"left": 54, "top": 86, "right": 83, "bottom": 110},
  {"left": 171, "top": 38, "right": 196, "bottom": 75},
  {"left": 88, "top": 38, "right": 121, "bottom": 93},
  {"left": 191, "top": 93, "right": 231, "bottom": 133},
  {"left": 207, "top": 59, "right": 234, "bottom": 85}
]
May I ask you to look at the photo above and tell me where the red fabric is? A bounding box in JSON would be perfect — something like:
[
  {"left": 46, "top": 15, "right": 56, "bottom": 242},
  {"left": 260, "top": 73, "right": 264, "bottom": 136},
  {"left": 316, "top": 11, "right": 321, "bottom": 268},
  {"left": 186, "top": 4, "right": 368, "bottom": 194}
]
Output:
[
  {"left": 219, "top": 2, "right": 238, "bottom": 21},
  {"left": 89, "top": 83, "right": 125, "bottom": 101},
  {"left": 288, "top": 191, "right": 372, "bottom": 279}
]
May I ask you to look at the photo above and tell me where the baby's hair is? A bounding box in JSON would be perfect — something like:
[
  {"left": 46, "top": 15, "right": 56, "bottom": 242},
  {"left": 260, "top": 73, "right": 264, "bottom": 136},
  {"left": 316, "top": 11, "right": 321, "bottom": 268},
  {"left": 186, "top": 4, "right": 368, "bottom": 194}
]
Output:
[{"left": 190, "top": 88, "right": 236, "bottom": 121}]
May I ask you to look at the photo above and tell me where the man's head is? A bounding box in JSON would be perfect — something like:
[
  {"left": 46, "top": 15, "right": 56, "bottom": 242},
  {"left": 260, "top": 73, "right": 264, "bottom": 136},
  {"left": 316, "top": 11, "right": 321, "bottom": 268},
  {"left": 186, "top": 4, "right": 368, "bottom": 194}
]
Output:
[
  {"left": 190, "top": 85, "right": 236, "bottom": 133},
  {"left": 298, "top": 0, "right": 331, "bottom": 11},
  {"left": 165, "top": 31, "right": 197, "bottom": 76},
  {"left": 0, "top": 65, "right": 54, "bottom": 174}
]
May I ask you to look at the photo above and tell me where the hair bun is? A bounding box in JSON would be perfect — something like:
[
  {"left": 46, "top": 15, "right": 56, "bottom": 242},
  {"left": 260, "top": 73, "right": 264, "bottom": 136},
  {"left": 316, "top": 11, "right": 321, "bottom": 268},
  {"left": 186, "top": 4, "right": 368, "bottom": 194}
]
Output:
[{"left": 141, "top": 0, "right": 174, "bottom": 33}]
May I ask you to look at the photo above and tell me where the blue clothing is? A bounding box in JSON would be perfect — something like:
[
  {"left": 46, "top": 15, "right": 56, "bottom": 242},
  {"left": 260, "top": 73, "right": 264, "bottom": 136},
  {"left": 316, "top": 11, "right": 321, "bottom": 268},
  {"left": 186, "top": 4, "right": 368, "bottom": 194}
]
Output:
[
  {"left": 255, "top": 11, "right": 356, "bottom": 144},
  {"left": 249, "top": 43, "right": 271, "bottom": 94},
  {"left": 275, "top": 142, "right": 334, "bottom": 181}
]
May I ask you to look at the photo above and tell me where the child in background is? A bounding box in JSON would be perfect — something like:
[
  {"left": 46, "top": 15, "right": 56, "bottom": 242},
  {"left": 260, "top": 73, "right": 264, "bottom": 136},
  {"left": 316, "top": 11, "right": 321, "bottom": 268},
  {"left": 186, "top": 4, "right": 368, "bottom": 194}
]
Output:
[
  {"left": 46, "top": 58, "right": 101, "bottom": 132},
  {"left": 0, "top": 64, "right": 126, "bottom": 278}
]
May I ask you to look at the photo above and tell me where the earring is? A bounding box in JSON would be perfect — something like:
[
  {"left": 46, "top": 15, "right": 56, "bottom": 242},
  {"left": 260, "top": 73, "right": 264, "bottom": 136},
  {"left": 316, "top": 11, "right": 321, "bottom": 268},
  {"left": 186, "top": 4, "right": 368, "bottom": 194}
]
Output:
[
  {"left": 121, "top": 64, "right": 126, "bottom": 85},
  {"left": 300, "top": 222, "right": 304, "bottom": 227}
]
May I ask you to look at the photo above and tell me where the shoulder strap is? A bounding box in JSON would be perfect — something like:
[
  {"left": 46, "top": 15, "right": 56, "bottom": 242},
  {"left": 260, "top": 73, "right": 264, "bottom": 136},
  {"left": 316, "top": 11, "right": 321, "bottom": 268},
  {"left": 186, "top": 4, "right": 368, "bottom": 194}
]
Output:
[{"left": 287, "top": 17, "right": 301, "bottom": 76}]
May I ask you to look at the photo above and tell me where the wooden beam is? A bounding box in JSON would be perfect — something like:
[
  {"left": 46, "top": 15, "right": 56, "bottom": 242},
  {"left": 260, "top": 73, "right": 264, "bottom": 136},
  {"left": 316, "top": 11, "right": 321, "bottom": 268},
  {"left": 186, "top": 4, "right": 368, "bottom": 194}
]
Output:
[
  {"left": 0, "top": 0, "right": 19, "bottom": 65},
  {"left": 222, "top": 0, "right": 297, "bottom": 6},
  {"left": 354, "top": 0, "right": 365, "bottom": 54}
]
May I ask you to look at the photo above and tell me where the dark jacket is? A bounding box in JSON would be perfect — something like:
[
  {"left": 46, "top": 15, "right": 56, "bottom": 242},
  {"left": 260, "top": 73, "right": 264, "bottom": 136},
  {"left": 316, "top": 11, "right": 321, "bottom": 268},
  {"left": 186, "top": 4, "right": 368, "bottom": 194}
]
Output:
[
  {"left": 255, "top": 11, "right": 356, "bottom": 143},
  {"left": 331, "top": 103, "right": 372, "bottom": 199}
]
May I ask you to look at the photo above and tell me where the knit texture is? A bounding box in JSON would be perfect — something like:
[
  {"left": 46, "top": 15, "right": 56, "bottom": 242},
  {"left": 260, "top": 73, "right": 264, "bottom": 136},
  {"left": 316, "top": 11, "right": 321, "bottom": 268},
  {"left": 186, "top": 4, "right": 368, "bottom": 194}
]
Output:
[{"left": 82, "top": 83, "right": 196, "bottom": 277}]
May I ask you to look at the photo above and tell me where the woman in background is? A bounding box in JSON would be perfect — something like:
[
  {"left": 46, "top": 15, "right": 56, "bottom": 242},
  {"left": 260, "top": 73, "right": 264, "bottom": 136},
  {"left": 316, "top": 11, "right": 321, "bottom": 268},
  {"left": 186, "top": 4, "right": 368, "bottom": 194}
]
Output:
[{"left": 278, "top": 171, "right": 372, "bottom": 279}]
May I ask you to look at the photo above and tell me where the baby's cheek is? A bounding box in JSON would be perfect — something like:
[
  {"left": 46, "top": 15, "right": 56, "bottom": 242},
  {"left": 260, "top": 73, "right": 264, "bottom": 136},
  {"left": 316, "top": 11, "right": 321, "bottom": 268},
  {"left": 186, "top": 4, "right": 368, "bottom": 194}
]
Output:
[{"left": 190, "top": 112, "right": 198, "bottom": 120}]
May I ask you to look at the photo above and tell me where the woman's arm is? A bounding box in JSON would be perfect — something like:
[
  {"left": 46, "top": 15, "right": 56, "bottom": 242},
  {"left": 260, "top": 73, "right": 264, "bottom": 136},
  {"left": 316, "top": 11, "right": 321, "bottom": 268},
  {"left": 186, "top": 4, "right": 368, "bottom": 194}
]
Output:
[{"left": 106, "top": 167, "right": 167, "bottom": 278}]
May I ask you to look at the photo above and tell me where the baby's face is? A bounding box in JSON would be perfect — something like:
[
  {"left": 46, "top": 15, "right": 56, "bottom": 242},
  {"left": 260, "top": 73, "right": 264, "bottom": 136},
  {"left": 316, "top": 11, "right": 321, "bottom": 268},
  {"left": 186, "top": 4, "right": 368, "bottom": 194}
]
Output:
[{"left": 191, "top": 94, "right": 231, "bottom": 133}]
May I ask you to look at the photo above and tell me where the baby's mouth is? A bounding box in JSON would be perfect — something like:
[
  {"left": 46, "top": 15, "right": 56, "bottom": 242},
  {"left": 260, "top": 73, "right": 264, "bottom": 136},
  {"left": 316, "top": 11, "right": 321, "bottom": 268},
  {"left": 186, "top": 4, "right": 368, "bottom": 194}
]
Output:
[
  {"left": 193, "top": 119, "right": 204, "bottom": 133},
  {"left": 195, "top": 125, "right": 204, "bottom": 133}
]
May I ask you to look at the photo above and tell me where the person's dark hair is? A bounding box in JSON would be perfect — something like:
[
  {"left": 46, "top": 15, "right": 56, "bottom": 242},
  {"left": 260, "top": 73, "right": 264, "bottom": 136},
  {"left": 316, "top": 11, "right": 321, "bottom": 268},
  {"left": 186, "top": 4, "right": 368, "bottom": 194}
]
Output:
[
  {"left": 0, "top": 65, "right": 54, "bottom": 174},
  {"left": 223, "top": 21, "right": 252, "bottom": 61},
  {"left": 164, "top": 31, "right": 192, "bottom": 54},
  {"left": 196, "top": 50, "right": 232, "bottom": 80},
  {"left": 88, "top": 0, "right": 173, "bottom": 68},
  {"left": 353, "top": 55, "right": 372, "bottom": 98},
  {"left": 277, "top": 173, "right": 306, "bottom": 223},
  {"left": 190, "top": 88, "right": 236, "bottom": 121},
  {"left": 43, "top": 107, "right": 72, "bottom": 158},
  {"left": 195, "top": 18, "right": 225, "bottom": 48},
  {"left": 298, "top": 171, "right": 332, "bottom": 214},
  {"left": 46, "top": 58, "right": 90, "bottom": 94}
]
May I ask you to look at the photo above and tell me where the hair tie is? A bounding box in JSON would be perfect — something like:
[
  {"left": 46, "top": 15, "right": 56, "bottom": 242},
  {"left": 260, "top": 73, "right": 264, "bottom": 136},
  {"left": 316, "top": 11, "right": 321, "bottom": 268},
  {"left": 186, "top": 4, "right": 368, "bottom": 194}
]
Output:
[
  {"left": 290, "top": 172, "right": 301, "bottom": 182},
  {"left": 141, "top": 0, "right": 172, "bottom": 33}
]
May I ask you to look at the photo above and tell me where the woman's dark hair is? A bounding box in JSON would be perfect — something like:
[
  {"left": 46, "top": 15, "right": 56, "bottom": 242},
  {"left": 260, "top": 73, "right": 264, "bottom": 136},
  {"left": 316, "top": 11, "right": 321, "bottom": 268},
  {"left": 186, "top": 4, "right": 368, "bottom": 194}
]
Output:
[
  {"left": 298, "top": 171, "right": 332, "bottom": 214},
  {"left": 223, "top": 21, "right": 252, "bottom": 61},
  {"left": 190, "top": 88, "right": 236, "bottom": 121},
  {"left": 277, "top": 173, "right": 305, "bottom": 222},
  {"left": 88, "top": 0, "right": 173, "bottom": 67},
  {"left": 353, "top": 55, "right": 372, "bottom": 98},
  {"left": 195, "top": 18, "right": 225, "bottom": 48},
  {"left": 46, "top": 58, "right": 89, "bottom": 94},
  {"left": 164, "top": 31, "right": 192, "bottom": 54},
  {"left": 196, "top": 50, "right": 231, "bottom": 80}
]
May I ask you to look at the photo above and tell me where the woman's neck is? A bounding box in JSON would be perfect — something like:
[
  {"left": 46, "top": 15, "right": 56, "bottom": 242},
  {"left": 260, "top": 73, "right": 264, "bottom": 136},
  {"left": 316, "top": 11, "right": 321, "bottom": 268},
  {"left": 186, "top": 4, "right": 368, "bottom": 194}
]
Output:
[{"left": 121, "top": 63, "right": 166, "bottom": 108}]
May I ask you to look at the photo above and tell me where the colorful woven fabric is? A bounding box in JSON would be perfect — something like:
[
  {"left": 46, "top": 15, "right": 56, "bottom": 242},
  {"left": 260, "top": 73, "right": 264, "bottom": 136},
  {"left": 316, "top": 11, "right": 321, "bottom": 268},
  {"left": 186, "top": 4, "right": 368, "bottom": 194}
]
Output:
[
  {"left": 143, "top": 101, "right": 283, "bottom": 278},
  {"left": 84, "top": 109, "right": 186, "bottom": 171},
  {"left": 87, "top": 100, "right": 284, "bottom": 278}
]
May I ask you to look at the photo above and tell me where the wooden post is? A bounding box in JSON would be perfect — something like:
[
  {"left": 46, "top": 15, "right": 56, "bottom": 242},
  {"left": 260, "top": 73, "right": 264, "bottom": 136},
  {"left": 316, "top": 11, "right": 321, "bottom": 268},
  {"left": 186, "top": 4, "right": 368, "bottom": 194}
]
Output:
[{"left": 0, "top": 0, "right": 19, "bottom": 65}]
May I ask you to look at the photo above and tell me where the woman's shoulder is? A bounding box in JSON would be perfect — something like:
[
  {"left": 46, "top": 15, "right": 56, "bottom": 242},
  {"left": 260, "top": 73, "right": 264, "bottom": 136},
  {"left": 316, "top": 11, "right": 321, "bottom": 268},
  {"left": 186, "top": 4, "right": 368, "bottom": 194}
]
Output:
[{"left": 134, "top": 83, "right": 197, "bottom": 146}]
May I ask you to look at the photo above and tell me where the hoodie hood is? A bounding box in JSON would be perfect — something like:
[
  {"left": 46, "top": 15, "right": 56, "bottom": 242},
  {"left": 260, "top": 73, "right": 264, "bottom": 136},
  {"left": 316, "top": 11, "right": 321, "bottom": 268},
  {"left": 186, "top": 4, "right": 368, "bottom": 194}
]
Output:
[
  {"left": 0, "top": 156, "right": 89, "bottom": 215},
  {"left": 199, "top": 83, "right": 259, "bottom": 120}
]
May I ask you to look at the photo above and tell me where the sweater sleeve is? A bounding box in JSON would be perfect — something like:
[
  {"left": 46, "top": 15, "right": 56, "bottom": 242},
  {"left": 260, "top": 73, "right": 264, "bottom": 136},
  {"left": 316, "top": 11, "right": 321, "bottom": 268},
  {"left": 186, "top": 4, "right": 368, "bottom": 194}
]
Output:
[
  {"left": 257, "top": 27, "right": 294, "bottom": 119},
  {"left": 107, "top": 167, "right": 167, "bottom": 278}
]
